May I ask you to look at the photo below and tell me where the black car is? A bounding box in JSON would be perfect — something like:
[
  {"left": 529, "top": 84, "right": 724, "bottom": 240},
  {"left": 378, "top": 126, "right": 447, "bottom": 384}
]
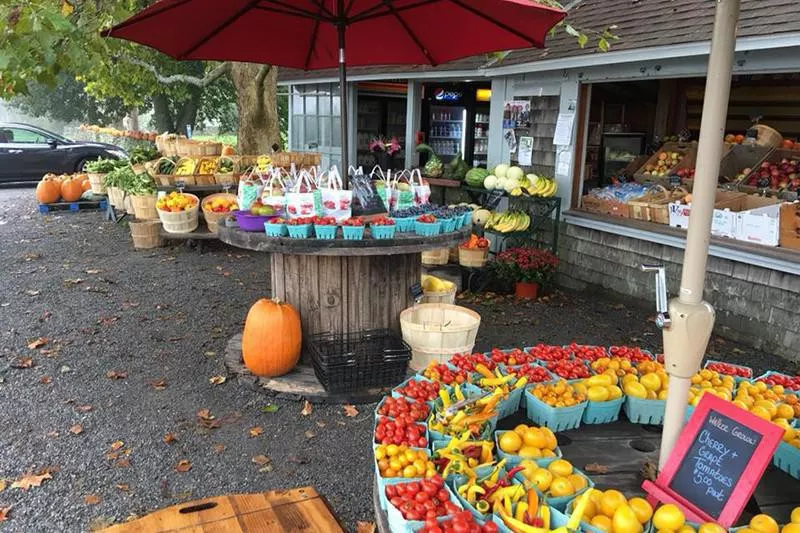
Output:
[{"left": 0, "top": 122, "right": 127, "bottom": 183}]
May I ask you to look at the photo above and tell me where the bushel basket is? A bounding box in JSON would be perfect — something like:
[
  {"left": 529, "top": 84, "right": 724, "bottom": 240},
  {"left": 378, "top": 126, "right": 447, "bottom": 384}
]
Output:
[{"left": 308, "top": 329, "right": 411, "bottom": 393}]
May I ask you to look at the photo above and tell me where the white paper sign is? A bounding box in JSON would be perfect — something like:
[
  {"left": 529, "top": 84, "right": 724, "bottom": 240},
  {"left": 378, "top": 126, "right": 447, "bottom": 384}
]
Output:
[
  {"left": 518, "top": 136, "right": 533, "bottom": 166},
  {"left": 553, "top": 113, "right": 575, "bottom": 146},
  {"left": 556, "top": 150, "right": 571, "bottom": 176}
]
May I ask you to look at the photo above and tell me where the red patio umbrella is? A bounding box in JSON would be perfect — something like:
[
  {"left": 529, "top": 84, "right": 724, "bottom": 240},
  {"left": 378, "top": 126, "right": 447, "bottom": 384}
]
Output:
[{"left": 104, "top": 0, "right": 565, "bottom": 173}]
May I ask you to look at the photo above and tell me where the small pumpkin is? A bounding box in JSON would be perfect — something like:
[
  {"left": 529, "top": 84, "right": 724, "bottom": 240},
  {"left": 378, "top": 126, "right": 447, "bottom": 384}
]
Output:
[
  {"left": 241, "top": 298, "right": 301, "bottom": 377},
  {"left": 60, "top": 177, "right": 84, "bottom": 202},
  {"left": 81, "top": 180, "right": 91, "bottom": 192},
  {"left": 35, "top": 176, "right": 61, "bottom": 204},
  {"left": 221, "top": 145, "right": 237, "bottom": 156}
]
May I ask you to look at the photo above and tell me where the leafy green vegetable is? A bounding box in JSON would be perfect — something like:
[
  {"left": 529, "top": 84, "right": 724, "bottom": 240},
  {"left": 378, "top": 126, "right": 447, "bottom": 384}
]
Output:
[
  {"left": 85, "top": 157, "right": 122, "bottom": 174},
  {"left": 125, "top": 171, "right": 157, "bottom": 196},
  {"left": 129, "top": 145, "right": 160, "bottom": 165}
]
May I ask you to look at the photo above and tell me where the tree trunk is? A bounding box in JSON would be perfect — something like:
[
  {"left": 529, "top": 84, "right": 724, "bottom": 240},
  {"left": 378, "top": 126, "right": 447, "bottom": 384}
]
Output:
[
  {"left": 229, "top": 63, "right": 281, "bottom": 154},
  {"left": 129, "top": 106, "right": 140, "bottom": 131},
  {"left": 152, "top": 94, "right": 175, "bottom": 133},
  {"left": 175, "top": 85, "right": 202, "bottom": 137}
]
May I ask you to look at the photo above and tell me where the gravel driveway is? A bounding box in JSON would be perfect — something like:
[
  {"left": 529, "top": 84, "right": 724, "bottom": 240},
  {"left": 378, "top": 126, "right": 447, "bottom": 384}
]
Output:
[{"left": 0, "top": 187, "right": 794, "bottom": 532}]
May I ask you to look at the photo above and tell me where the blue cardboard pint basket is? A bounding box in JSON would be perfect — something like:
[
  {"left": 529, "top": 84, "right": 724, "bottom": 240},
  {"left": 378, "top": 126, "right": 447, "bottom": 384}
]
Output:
[
  {"left": 313, "top": 224, "right": 337, "bottom": 239},
  {"left": 493, "top": 505, "right": 569, "bottom": 533},
  {"left": 494, "top": 429, "right": 562, "bottom": 468},
  {"left": 624, "top": 396, "right": 666, "bottom": 425},
  {"left": 582, "top": 396, "right": 625, "bottom": 424},
  {"left": 341, "top": 225, "right": 365, "bottom": 240},
  {"left": 372, "top": 224, "right": 397, "bottom": 239},
  {"left": 462, "top": 211, "right": 473, "bottom": 227},
  {"left": 287, "top": 223, "right": 312, "bottom": 238},
  {"left": 522, "top": 461, "right": 594, "bottom": 512},
  {"left": 773, "top": 439, "right": 800, "bottom": 480},
  {"left": 264, "top": 221, "right": 287, "bottom": 237},
  {"left": 429, "top": 383, "right": 497, "bottom": 445},
  {"left": 440, "top": 217, "right": 456, "bottom": 233},
  {"left": 524, "top": 387, "right": 587, "bottom": 432},
  {"left": 415, "top": 220, "right": 441, "bottom": 236},
  {"left": 451, "top": 464, "right": 513, "bottom": 520},
  {"left": 388, "top": 483, "right": 462, "bottom": 533},
  {"left": 376, "top": 449, "right": 431, "bottom": 510},
  {"left": 395, "top": 216, "right": 416, "bottom": 232},
  {"left": 392, "top": 375, "right": 444, "bottom": 410},
  {"left": 704, "top": 359, "right": 753, "bottom": 383},
  {"left": 473, "top": 370, "right": 525, "bottom": 419}
]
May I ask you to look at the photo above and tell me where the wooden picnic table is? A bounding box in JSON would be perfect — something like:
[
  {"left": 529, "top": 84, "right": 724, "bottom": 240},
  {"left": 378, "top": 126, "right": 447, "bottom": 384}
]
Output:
[{"left": 218, "top": 225, "right": 470, "bottom": 343}]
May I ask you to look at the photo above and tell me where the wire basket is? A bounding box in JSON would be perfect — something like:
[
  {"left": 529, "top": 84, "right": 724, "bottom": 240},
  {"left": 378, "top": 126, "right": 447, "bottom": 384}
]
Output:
[{"left": 308, "top": 329, "right": 412, "bottom": 393}]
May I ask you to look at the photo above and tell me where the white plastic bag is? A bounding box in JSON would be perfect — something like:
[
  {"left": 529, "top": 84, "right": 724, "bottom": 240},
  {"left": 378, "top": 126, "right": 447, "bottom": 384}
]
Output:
[{"left": 319, "top": 166, "right": 353, "bottom": 222}]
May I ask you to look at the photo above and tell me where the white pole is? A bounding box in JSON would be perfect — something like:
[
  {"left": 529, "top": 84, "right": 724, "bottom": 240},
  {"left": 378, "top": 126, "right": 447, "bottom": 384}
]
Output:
[{"left": 658, "top": 0, "right": 741, "bottom": 469}]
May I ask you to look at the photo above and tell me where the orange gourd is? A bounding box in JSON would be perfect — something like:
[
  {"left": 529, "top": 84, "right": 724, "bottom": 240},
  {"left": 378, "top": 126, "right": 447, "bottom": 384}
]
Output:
[
  {"left": 222, "top": 145, "right": 237, "bottom": 156},
  {"left": 81, "top": 180, "right": 91, "bottom": 192},
  {"left": 60, "top": 177, "right": 83, "bottom": 202},
  {"left": 242, "top": 298, "right": 301, "bottom": 377},
  {"left": 35, "top": 176, "right": 61, "bottom": 204}
]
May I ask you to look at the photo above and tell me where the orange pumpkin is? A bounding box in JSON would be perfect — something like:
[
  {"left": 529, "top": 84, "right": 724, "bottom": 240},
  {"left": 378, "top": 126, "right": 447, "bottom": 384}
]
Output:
[
  {"left": 35, "top": 176, "right": 61, "bottom": 204},
  {"left": 81, "top": 180, "right": 92, "bottom": 192},
  {"left": 241, "top": 298, "right": 301, "bottom": 377},
  {"left": 60, "top": 177, "right": 84, "bottom": 202},
  {"left": 222, "top": 145, "right": 237, "bottom": 156}
]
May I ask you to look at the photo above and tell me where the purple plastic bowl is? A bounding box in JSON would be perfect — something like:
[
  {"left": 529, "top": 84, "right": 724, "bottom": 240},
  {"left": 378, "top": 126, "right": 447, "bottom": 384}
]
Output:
[{"left": 233, "top": 210, "right": 281, "bottom": 232}]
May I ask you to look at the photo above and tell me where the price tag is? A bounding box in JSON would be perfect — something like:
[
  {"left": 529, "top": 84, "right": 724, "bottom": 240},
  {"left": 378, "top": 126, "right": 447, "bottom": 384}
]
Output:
[
  {"left": 669, "top": 174, "right": 681, "bottom": 187},
  {"left": 175, "top": 179, "right": 185, "bottom": 193},
  {"left": 408, "top": 283, "right": 424, "bottom": 303}
]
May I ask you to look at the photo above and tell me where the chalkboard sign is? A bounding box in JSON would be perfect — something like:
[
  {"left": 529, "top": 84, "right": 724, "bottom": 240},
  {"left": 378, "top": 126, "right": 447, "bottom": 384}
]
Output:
[
  {"left": 642, "top": 394, "right": 783, "bottom": 527},
  {"left": 408, "top": 283, "right": 424, "bottom": 303}
]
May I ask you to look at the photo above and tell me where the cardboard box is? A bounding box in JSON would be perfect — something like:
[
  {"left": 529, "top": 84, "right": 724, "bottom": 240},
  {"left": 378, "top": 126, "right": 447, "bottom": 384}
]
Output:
[
  {"left": 734, "top": 201, "right": 784, "bottom": 247},
  {"left": 668, "top": 191, "right": 748, "bottom": 237},
  {"left": 779, "top": 202, "right": 800, "bottom": 250}
]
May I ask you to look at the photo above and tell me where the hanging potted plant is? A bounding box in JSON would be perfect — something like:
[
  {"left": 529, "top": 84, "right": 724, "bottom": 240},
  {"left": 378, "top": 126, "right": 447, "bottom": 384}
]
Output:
[
  {"left": 491, "top": 247, "right": 559, "bottom": 299},
  {"left": 369, "top": 136, "right": 401, "bottom": 169}
]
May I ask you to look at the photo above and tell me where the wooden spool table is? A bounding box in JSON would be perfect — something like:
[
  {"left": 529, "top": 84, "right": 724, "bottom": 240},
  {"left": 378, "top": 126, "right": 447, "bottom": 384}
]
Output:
[{"left": 218, "top": 225, "right": 470, "bottom": 348}]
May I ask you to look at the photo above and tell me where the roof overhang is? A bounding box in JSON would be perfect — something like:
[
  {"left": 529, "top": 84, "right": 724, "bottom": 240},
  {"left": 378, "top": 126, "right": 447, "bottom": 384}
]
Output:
[{"left": 279, "top": 33, "right": 800, "bottom": 85}]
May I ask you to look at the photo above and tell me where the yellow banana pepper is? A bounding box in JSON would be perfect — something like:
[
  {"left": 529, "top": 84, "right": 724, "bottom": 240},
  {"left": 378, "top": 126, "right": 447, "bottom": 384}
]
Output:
[
  {"left": 439, "top": 389, "right": 451, "bottom": 408},
  {"left": 454, "top": 383, "right": 465, "bottom": 402}
]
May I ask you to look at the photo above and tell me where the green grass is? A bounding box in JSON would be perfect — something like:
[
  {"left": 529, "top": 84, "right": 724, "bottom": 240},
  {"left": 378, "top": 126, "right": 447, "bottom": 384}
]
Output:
[{"left": 193, "top": 134, "right": 238, "bottom": 146}]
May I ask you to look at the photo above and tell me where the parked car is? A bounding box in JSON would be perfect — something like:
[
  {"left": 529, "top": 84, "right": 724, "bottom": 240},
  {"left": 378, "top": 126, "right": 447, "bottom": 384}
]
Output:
[{"left": 0, "top": 122, "right": 127, "bottom": 183}]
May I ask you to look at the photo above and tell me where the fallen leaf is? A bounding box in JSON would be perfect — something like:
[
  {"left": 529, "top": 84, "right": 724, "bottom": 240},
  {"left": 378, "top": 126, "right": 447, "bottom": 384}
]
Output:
[
  {"left": 163, "top": 433, "right": 177, "bottom": 444},
  {"left": 300, "top": 400, "right": 313, "bottom": 417},
  {"left": 60, "top": 365, "right": 71, "bottom": 373},
  {"left": 114, "top": 458, "right": 130, "bottom": 468},
  {"left": 75, "top": 404, "right": 93, "bottom": 413},
  {"left": 287, "top": 454, "right": 309, "bottom": 464},
  {"left": 337, "top": 421, "right": 346, "bottom": 426},
  {"left": 109, "top": 441, "right": 124, "bottom": 451},
  {"left": 12, "top": 357, "right": 33, "bottom": 369},
  {"left": 85, "top": 269, "right": 101, "bottom": 274},
  {"left": 97, "top": 315, "right": 120, "bottom": 326},
  {"left": 315, "top": 420, "right": 327, "bottom": 428},
  {"left": 151, "top": 378, "right": 167, "bottom": 390},
  {"left": 115, "top": 483, "right": 130, "bottom": 493},
  {"left": 175, "top": 460, "right": 192, "bottom": 473},
  {"left": 197, "top": 409, "right": 221, "bottom": 429},
  {"left": 261, "top": 404, "right": 279, "bottom": 413},
  {"left": 213, "top": 444, "right": 225, "bottom": 454},
  {"left": 63, "top": 278, "right": 84, "bottom": 286},
  {"left": 27, "top": 337, "right": 48, "bottom": 350},
  {"left": 209, "top": 375, "right": 226, "bottom": 385},
  {"left": 84, "top": 494, "right": 101, "bottom": 505},
  {"left": 356, "top": 521, "right": 377, "bottom": 533},
  {"left": 25, "top": 289, "right": 40, "bottom": 296},
  {"left": 343, "top": 404, "right": 359, "bottom": 417},
  {"left": 304, "top": 430, "right": 316, "bottom": 440},
  {"left": 0, "top": 480, "right": 5, "bottom": 492},
  {"left": 106, "top": 370, "right": 127, "bottom": 380},
  {"left": 46, "top": 431, "right": 59, "bottom": 438},
  {"left": 11, "top": 472, "right": 51, "bottom": 491},
  {"left": 0, "top": 506, "right": 9, "bottom": 522},
  {"left": 252, "top": 454, "right": 271, "bottom": 466},
  {"left": 248, "top": 426, "right": 264, "bottom": 438},
  {"left": 69, "top": 424, "right": 84, "bottom": 435},
  {"left": 39, "top": 347, "right": 59, "bottom": 357},
  {"left": 204, "top": 351, "right": 216, "bottom": 357},
  {"left": 39, "top": 375, "right": 52, "bottom": 384},
  {"left": 584, "top": 462, "right": 609, "bottom": 474}
]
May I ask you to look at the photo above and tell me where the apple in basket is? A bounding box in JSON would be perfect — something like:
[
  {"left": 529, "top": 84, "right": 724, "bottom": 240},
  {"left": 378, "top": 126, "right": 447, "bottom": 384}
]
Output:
[{"left": 204, "top": 197, "right": 238, "bottom": 214}]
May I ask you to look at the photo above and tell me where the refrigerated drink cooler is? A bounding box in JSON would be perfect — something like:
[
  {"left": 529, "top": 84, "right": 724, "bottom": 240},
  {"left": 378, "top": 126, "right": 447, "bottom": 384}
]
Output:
[
  {"left": 428, "top": 105, "right": 466, "bottom": 163},
  {"left": 600, "top": 133, "right": 646, "bottom": 185}
]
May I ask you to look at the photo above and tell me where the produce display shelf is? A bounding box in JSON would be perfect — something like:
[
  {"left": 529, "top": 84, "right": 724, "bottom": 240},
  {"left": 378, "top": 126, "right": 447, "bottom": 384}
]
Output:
[{"left": 156, "top": 184, "right": 227, "bottom": 193}]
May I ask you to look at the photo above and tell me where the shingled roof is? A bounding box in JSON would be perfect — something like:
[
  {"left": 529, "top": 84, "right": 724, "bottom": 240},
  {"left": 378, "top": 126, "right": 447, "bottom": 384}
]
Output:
[{"left": 278, "top": 0, "right": 800, "bottom": 83}]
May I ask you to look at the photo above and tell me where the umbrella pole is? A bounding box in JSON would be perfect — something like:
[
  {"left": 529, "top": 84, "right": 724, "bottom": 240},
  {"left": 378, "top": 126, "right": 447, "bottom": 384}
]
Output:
[
  {"left": 658, "top": 0, "right": 740, "bottom": 469},
  {"left": 337, "top": 13, "right": 349, "bottom": 187}
]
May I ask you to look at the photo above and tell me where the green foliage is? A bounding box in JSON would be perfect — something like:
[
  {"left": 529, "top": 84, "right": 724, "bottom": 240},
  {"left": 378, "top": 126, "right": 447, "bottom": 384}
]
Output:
[
  {"left": 128, "top": 145, "right": 159, "bottom": 164},
  {"left": 9, "top": 75, "right": 127, "bottom": 124},
  {"left": 85, "top": 157, "right": 122, "bottom": 174}
]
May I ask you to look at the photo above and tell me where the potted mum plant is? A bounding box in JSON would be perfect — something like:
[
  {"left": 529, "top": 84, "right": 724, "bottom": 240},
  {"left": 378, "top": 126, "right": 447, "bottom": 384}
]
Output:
[{"left": 491, "top": 247, "right": 558, "bottom": 299}]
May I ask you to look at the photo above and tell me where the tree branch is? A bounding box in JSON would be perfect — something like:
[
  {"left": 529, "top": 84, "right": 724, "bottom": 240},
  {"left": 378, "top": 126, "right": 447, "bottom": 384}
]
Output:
[{"left": 124, "top": 58, "right": 231, "bottom": 87}]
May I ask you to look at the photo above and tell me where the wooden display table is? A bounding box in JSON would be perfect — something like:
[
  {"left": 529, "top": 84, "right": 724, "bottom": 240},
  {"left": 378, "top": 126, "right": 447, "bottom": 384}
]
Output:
[{"left": 218, "top": 226, "right": 470, "bottom": 341}]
